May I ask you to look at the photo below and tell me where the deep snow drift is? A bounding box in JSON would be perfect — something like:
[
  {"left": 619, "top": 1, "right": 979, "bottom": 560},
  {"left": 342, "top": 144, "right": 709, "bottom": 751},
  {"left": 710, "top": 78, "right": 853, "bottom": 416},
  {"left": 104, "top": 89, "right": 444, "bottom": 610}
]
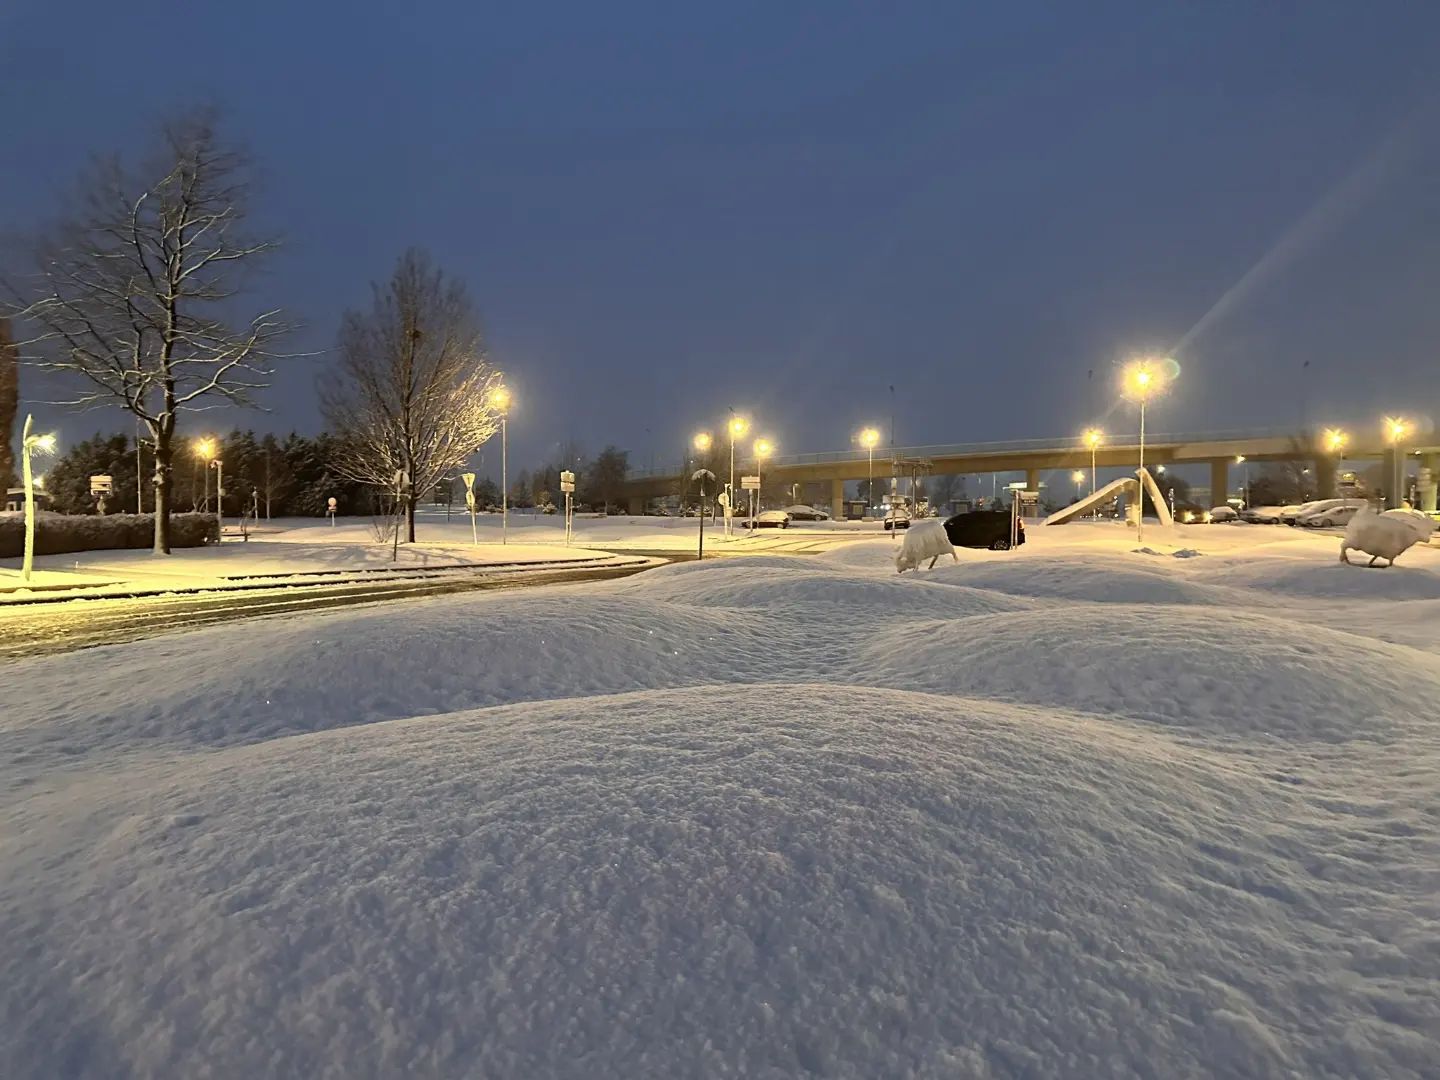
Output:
[{"left": 3, "top": 525, "right": 1439, "bottom": 1078}]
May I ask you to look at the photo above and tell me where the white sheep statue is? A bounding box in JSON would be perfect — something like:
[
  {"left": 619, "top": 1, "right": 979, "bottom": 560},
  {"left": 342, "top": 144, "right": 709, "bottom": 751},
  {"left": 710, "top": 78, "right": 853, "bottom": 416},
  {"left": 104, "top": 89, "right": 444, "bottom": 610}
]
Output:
[
  {"left": 1340, "top": 505, "right": 1435, "bottom": 567},
  {"left": 895, "top": 519, "right": 957, "bottom": 573}
]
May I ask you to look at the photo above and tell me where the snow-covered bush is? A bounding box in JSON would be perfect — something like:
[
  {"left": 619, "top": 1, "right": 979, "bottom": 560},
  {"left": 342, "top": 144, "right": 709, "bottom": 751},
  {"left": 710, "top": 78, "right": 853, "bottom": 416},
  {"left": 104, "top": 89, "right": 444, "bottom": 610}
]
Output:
[
  {"left": 0, "top": 511, "right": 216, "bottom": 557},
  {"left": 894, "top": 519, "right": 956, "bottom": 573}
]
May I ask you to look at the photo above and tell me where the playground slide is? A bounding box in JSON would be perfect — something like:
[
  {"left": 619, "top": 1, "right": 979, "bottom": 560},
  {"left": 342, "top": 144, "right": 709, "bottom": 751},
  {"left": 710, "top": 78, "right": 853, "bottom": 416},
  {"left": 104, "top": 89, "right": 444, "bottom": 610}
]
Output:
[{"left": 1042, "top": 476, "right": 1137, "bottom": 526}]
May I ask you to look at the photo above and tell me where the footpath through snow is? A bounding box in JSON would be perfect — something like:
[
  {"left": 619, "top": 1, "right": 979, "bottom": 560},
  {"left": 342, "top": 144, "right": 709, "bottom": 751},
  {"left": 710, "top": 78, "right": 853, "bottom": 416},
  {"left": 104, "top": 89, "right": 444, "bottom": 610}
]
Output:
[{"left": 3, "top": 523, "right": 1439, "bottom": 1078}]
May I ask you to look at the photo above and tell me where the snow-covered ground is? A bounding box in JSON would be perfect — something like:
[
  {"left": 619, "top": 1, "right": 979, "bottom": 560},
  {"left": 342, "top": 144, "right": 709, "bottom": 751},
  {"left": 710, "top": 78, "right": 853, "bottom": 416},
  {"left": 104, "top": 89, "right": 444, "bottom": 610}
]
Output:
[{"left": 3, "top": 521, "right": 1438, "bottom": 1078}]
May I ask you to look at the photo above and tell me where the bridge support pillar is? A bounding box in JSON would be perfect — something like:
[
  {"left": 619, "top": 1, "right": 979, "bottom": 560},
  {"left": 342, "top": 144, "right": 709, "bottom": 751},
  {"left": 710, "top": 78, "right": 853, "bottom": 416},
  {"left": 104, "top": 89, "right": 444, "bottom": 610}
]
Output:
[
  {"left": 1420, "top": 454, "right": 1438, "bottom": 512},
  {"left": 627, "top": 495, "right": 645, "bottom": 516},
  {"left": 1026, "top": 468, "right": 1040, "bottom": 492},
  {"left": 830, "top": 478, "right": 846, "bottom": 521},
  {"left": 1209, "top": 459, "right": 1229, "bottom": 508},
  {"left": 1315, "top": 456, "right": 1337, "bottom": 500}
]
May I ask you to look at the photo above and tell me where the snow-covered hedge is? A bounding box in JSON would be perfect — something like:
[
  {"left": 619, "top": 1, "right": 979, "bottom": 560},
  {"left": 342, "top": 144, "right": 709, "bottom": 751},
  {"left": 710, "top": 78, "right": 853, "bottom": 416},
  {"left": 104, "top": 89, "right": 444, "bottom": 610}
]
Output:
[{"left": 0, "top": 511, "right": 216, "bottom": 557}]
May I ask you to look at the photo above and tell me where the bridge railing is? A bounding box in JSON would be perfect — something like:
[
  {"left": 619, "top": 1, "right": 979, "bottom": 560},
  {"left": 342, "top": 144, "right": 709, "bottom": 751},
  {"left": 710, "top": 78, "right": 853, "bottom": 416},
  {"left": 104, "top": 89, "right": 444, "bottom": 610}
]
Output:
[{"left": 625, "top": 426, "right": 1312, "bottom": 480}]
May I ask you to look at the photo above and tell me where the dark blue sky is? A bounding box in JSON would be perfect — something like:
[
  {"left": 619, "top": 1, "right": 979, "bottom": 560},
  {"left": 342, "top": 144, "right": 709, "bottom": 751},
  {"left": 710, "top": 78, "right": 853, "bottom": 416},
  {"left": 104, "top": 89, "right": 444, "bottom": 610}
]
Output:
[{"left": 6, "top": 1, "right": 1440, "bottom": 478}]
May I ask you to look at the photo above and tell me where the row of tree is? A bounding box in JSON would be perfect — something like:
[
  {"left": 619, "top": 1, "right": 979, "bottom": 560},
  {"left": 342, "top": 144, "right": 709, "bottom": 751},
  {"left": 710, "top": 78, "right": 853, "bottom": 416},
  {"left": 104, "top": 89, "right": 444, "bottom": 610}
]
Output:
[{"left": 39, "top": 426, "right": 638, "bottom": 521}]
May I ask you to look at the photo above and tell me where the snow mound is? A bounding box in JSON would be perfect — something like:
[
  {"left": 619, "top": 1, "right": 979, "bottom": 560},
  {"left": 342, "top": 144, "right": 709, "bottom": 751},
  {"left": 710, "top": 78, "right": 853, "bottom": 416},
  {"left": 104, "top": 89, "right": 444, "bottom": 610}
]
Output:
[
  {"left": 619, "top": 559, "right": 1030, "bottom": 619},
  {"left": 1196, "top": 558, "right": 1440, "bottom": 601},
  {"left": 2, "top": 594, "right": 808, "bottom": 765},
  {"left": 924, "top": 557, "right": 1227, "bottom": 605},
  {"left": 5, "top": 685, "right": 1433, "bottom": 1079},
  {"left": 861, "top": 608, "right": 1440, "bottom": 742}
]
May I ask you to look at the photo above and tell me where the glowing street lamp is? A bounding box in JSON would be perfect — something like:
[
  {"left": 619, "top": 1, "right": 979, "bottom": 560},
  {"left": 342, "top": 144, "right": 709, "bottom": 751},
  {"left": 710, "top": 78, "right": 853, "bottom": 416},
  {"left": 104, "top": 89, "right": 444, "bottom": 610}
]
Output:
[
  {"left": 490, "top": 386, "right": 512, "bottom": 543},
  {"left": 1071, "top": 469, "right": 1085, "bottom": 500},
  {"left": 859, "top": 427, "right": 881, "bottom": 518},
  {"left": 1121, "top": 359, "right": 1172, "bottom": 541},
  {"left": 194, "top": 437, "right": 216, "bottom": 514},
  {"left": 1235, "top": 455, "right": 1248, "bottom": 509},
  {"left": 20, "top": 415, "right": 57, "bottom": 582},
  {"left": 752, "top": 437, "right": 774, "bottom": 530},
  {"left": 1324, "top": 428, "right": 1348, "bottom": 455},
  {"left": 1083, "top": 428, "right": 1103, "bottom": 518},
  {"left": 726, "top": 413, "right": 749, "bottom": 537},
  {"left": 1385, "top": 417, "right": 1409, "bottom": 508}
]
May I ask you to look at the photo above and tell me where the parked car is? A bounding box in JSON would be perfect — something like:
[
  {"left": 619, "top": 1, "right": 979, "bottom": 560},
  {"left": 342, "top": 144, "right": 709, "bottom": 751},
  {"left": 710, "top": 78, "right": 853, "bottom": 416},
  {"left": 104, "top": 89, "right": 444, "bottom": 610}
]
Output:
[
  {"left": 783, "top": 504, "right": 829, "bottom": 521},
  {"left": 1208, "top": 506, "right": 1238, "bottom": 522},
  {"left": 742, "top": 510, "right": 791, "bottom": 529},
  {"left": 1241, "top": 505, "right": 1294, "bottom": 524},
  {"left": 882, "top": 509, "right": 911, "bottom": 531},
  {"left": 1298, "top": 501, "right": 1365, "bottom": 528},
  {"left": 943, "top": 510, "right": 1024, "bottom": 550},
  {"left": 1280, "top": 500, "right": 1341, "bottom": 526}
]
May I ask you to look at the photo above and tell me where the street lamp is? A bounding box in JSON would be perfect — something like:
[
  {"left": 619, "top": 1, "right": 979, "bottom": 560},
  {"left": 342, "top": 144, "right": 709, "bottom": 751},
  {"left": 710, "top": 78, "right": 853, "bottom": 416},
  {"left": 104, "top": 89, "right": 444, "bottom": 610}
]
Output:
[
  {"left": 692, "top": 430, "right": 712, "bottom": 514},
  {"left": 1385, "top": 416, "right": 1408, "bottom": 508},
  {"left": 726, "top": 413, "right": 749, "bottom": 537},
  {"left": 1235, "top": 455, "right": 1247, "bottom": 509},
  {"left": 490, "top": 386, "right": 512, "bottom": 543},
  {"left": 194, "top": 437, "right": 216, "bottom": 513},
  {"left": 859, "top": 426, "right": 881, "bottom": 519},
  {"left": 1083, "top": 428, "right": 1103, "bottom": 518},
  {"left": 1071, "top": 469, "right": 1085, "bottom": 500},
  {"left": 752, "top": 437, "right": 773, "bottom": 531},
  {"left": 1121, "top": 359, "right": 1171, "bottom": 541},
  {"left": 19, "top": 415, "right": 56, "bottom": 582}
]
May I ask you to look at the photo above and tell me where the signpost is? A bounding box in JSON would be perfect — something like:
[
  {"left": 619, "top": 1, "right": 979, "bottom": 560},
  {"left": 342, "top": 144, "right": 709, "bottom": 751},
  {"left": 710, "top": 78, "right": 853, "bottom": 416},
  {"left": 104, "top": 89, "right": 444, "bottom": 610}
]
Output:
[
  {"left": 90, "top": 474, "right": 112, "bottom": 515},
  {"left": 560, "top": 470, "right": 576, "bottom": 545},
  {"left": 327, "top": 496, "right": 337, "bottom": 526},
  {"left": 742, "top": 475, "right": 760, "bottom": 533},
  {"left": 461, "top": 472, "right": 478, "bottom": 545},
  {"left": 692, "top": 468, "right": 715, "bottom": 559}
]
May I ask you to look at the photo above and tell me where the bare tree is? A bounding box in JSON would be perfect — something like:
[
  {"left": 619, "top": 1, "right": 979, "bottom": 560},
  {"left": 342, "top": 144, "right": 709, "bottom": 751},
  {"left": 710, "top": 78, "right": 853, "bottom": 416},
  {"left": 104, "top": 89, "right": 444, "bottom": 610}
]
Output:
[
  {"left": 322, "top": 249, "right": 503, "bottom": 542},
  {"left": 5, "top": 110, "right": 292, "bottom": 552},
  {"left": 0, "top": 318, "right": 16, "bottom": 492}
]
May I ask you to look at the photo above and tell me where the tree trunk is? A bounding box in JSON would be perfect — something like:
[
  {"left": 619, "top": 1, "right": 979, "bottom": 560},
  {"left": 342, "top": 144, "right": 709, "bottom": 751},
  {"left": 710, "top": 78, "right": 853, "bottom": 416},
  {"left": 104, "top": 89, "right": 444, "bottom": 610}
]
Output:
[
  {"left": 406, "top": 489, "right": 416, "bottom": 543},
  {"left": 152, "top": 438, "right": 173, "bottom": 554}
]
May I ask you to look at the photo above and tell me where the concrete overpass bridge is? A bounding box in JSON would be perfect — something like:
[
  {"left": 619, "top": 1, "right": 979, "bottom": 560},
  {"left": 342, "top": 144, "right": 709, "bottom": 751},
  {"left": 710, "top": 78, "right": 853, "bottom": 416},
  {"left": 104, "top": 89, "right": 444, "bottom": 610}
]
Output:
[{"left": 621, "top": 426, "right": 1432, "bottom": 517}]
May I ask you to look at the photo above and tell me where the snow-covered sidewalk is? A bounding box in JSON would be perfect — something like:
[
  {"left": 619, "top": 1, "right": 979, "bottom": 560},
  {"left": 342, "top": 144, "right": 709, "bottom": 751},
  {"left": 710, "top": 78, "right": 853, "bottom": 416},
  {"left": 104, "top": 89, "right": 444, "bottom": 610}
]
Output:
[{"left": 2, "top": 521, "right": 1438, "bottom": 1078}]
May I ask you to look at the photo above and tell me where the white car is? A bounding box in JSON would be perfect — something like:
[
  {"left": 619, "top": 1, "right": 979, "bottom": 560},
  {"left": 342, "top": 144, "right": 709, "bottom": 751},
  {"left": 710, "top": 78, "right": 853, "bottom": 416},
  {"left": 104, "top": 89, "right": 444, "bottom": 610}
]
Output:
[
  {"left": 882, "top": 509, "right": 911, "bottom": 531},
  {"left": 1208, "top": 506, "right": 1238, "bottom": 522},
  {"left": 782, "top": 504, "right": 829, "bottom": 521},
  {"left": 1241, "top": 505, "right": 1294, "bottom": 524},
  {"left": 1297, "top": 500, "right": 1366, "bottom": 528},
  {"left": 742, "top": 510, "right": 791, "bottom": 529}
]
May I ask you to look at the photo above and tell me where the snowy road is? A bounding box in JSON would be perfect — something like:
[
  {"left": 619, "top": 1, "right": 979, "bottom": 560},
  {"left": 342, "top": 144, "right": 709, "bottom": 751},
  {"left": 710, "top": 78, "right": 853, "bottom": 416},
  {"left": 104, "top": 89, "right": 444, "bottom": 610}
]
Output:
[{"left": 4, "top": 521, "right": 1439, "bottom": 1078}]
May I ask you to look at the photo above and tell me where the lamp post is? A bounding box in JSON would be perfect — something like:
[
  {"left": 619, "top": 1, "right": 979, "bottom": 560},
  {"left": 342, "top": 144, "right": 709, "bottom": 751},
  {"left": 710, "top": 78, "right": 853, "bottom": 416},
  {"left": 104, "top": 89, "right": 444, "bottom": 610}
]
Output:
[
  {"left": 194, "top": 437, "right": 216, "bottom": 514},
  {"left": 20, "top": 415, "right": 57, "bottom": 582},
  {"left": 1234, "top": 455, "right": 1247, "bottom": 509},
  {"left": 693, "top": 430, "right": 714, "bottom": 559},
  {"left": 859, "top": 427, "right": 880, "bottom": 519},
  {"left": 727, "top": 413, "right": 748, "bottom": 538},
  {"left": 1122, "top": 359, "right": 1169, "bottom": 542},
  {"left": 491, "top": 386, "right": 511, "bottom": 543},
  {"left": 1324, "top": 428, "right": 1348, "bottom": 499},
  {"left": 1385, "top": 416, "right": 1408, "bottom": 508},
  {"left": 752, "top": 437, "right": 773, "bottom": 532},
  {"left": 1083, "top": 428, "right": 1103, "bottom": 518},
  {"left": 1071, "top": 470, "right": 1085, "bottom": 501},
  {"left": 211, "top": 455, "right": 224, "bottom": 543}
]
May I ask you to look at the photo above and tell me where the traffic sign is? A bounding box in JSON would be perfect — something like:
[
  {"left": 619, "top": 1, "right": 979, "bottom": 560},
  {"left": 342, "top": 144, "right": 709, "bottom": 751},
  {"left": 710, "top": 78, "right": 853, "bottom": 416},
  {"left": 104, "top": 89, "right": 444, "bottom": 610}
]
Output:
[
  {"left": 741, "top": 475, "right": 761, "bottom": 490},
  {"left": 90, "top": 474, "right": 113, "bottom": 493},
  {"left": 560, "top": 480, "right": 575, "bottom": 493},
  {"left": 560, "top": 470, "right": 576, "bottom": 484}
]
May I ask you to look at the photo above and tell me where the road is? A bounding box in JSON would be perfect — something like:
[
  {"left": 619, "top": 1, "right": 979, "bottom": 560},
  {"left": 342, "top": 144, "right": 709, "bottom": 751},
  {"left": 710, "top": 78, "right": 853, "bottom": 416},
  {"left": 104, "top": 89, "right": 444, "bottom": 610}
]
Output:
[{"left": 0, "top": 557, "right": 664, "bottom": 660}]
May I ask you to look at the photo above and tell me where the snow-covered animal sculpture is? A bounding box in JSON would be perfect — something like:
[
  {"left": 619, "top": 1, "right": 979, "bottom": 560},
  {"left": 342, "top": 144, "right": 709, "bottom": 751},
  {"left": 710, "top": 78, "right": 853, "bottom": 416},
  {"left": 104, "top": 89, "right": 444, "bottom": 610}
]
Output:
[
  {"left": 1340, "top": 504, "right": 1435, "bottom": 567},
  {"left": 895, "top": 519, "right": 957, "bottom": 573}
]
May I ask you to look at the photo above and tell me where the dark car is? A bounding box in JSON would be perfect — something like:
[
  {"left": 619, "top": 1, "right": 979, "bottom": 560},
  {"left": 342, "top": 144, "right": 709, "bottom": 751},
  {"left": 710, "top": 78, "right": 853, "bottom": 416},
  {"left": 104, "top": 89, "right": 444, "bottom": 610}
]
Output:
[{"left": 943, "top": 510, "right": 1024, "bottom": 550}]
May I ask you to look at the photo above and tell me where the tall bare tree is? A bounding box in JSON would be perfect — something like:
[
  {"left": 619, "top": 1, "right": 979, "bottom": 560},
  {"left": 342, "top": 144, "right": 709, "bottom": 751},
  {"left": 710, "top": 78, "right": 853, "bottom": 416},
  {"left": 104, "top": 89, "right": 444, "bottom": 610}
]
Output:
[
  {"left": 0, "top": 318, "right": 16, "bottom": 492},
  {"left": 322, "top": 249, "right": 503, "bottom": 542},
  {"left": 5, "top": 110, "right": 292, "bottom": 552}
]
